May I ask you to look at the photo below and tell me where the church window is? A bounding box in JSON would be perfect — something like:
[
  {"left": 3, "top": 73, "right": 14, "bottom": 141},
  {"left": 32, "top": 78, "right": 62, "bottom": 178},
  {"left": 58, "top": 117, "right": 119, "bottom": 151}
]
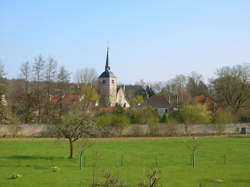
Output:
[{"left": 102, "top": 80, "right": 106, "bottom": 84}]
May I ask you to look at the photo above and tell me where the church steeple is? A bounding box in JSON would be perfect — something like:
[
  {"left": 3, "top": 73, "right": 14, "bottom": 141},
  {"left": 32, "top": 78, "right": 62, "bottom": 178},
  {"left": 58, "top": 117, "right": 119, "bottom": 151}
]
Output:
[
  {"left": 105, "top": 47, "right": 110, "bottom": 71},
  {"left": 98, "top": 48, "right": 116, "bottom": 78}
]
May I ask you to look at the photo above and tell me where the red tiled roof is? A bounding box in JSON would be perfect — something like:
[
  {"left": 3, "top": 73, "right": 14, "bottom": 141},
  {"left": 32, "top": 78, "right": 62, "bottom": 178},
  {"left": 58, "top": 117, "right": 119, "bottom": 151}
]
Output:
[{"left": 50, "top": 95, "right": 81, "bottom": 105}]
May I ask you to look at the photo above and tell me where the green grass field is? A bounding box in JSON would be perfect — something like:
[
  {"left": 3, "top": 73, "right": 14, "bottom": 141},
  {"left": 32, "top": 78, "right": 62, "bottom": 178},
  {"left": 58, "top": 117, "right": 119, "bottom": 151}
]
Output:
[{"left": 0, "top": 138, "right": 250, "bottom": 186}]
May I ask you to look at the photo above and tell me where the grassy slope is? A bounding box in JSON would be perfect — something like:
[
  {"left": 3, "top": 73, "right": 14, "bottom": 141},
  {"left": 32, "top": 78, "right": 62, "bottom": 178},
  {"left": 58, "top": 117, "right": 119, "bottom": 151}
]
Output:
[{"left": 0, "top": 138, "right": 250, "bottom": 186}]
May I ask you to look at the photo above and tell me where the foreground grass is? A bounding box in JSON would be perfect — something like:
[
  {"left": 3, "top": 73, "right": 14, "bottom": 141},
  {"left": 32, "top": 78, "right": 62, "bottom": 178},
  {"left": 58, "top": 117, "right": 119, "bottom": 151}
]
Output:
[{"left": 0, "top": 138, "right": 250, "bottom": 186}]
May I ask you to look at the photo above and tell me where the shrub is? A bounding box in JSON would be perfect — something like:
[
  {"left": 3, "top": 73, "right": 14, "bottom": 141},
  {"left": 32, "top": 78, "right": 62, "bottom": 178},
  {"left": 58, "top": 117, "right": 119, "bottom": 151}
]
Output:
[
  {"left": 129, "top": 107, "right": 160, "bottom": 124},
  {"left": 9, "top": 174, "right": 22, "bottom": 180},
  {"left": 96, "top": 113, "right": 113, "bottom": 127},
  {"left": 214, "top": 108, "right": 236, "bottom": 134},
  {"left": 51, "top": 166, "right": 60, "bottom": 172},
  {"left": 112, "top": 114, "right": 130, "bottom": 135},
  {"left": 179, "top": 104, "right": 211, "bottom": 134},
  {"left": 165, "top": 118, "right": 178, "bottom": 136}
]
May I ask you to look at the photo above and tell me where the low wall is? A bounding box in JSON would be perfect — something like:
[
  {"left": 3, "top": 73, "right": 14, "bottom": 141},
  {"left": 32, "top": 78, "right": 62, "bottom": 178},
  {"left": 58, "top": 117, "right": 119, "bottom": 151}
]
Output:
[{"left": 0, "top": 123, "right": 250, "bottom": 137}]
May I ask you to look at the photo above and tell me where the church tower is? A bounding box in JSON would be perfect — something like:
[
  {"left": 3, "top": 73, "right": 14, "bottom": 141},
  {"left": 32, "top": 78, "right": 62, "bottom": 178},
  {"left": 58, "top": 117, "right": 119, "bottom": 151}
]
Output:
[{"left": 98, "top": 48, "right": 117, "bottom": 106}]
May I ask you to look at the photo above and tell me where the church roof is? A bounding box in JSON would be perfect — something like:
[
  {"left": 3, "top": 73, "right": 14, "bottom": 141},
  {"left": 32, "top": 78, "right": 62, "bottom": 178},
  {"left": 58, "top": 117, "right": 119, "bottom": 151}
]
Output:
[
  {"left": 98, "top": 48, "right": 116, "bottom": 78},
  {"left": 99, "top": 70, "right": 116, "bottom": 78}
]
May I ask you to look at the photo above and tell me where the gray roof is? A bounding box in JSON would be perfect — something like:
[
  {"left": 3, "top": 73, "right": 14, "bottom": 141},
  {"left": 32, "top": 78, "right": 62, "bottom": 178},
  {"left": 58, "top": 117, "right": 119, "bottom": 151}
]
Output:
[
  {"left": 98, "top": 70, "right": 116, "bottom": 78},
  {"left": 145, "top": 95, "right": 170, "bottom": 108}
]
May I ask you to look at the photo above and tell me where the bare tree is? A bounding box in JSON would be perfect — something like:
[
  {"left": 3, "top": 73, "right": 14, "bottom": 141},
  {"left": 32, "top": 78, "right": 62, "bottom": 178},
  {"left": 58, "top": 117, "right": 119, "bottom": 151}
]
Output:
[
  {"left": 0, "top": 60, "right": 6, "bottom": 79},
  {"left": 162, "top": 74, "right": 190, "bottom": 106},
  {"left": 18, "top": 61, "right": 35, "bottom": 123},
  {"left": 75, "top": 68, "right": 97, "bottom": 87},
  {"left": 78, "top": 139, "right": 94, "bottom": 170},
  {"left": 32, "top": 55, "right": 45, "bottom": 123},
  {"left": 56, "top": 66, "right": 71, "bottom": 116},
  {"left": 44, "top": 57, "right": 57, "bottom": 122},
  {"left": 45, "top": 57, "right": 57, "bottom": 97},
  {"left": 185, "top": 137, "right": 200, "bottom": 168},
  {"left": 186, "top": 72, "right": 208, "bottom": 97},
  {"left": 211, "top": 64, "right": 250, "bottom": 112}
]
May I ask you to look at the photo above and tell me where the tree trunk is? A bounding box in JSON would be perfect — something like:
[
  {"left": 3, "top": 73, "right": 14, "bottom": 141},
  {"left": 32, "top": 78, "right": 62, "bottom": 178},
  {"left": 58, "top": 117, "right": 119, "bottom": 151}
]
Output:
[
  {"left": 69, "top": 139, "right": 74, "bottom": 159},
  {"left": 80, "top": 151, "right": 84, "bottom": 169},
  {"left": 192, "top": 151, "right": 195, "bottom": 168}
]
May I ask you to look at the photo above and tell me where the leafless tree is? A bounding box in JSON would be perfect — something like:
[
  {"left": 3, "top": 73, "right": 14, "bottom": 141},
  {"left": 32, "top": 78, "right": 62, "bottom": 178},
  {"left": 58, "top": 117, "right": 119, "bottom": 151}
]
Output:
[
  {"left": 44, "top": 57, "right": 57, "bottom": 121},
  {"left": 18, "top": 61, "right": 35, "bottom": 123},
  {"left": 78, "top": 139, "right": 94, "bottom": 170},
  {"left": 186, "top": 72, "right": 208, "bottom": 97},
  {"left": 45, "top": 57, "right": 57, "bottom": 97},
  {"left": 162, "top": 74, "right": 190, "bottom": 106},
  {"left": 56, "top": 66, "right": 71, "bottom": 116},
  {"left": 211, "top": 64, "right": 250, "bottom": 112},
  {"left": 185, "top": 137, "right": 200, "bottom": 168},
  {"left": 32, "top": 55, "right": 45, "bottom": 123},
  {"left": 0, "top": 60, "right": 6, "bottom": 79},
  {"left": 75, "top": 67, "right": 97, "bottom": 87}
]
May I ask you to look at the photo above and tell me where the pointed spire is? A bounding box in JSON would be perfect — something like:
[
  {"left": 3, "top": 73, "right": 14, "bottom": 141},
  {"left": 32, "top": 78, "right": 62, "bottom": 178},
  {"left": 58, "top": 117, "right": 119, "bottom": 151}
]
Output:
[{"left": 105, "top": 47, "right": 110, "bottom": 71}]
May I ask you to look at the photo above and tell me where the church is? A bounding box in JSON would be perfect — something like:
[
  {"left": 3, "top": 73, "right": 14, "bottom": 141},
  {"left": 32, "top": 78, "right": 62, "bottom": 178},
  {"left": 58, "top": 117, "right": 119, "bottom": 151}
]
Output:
[{"left": 98, "top": 48, "right": 130, "bottom": 108}]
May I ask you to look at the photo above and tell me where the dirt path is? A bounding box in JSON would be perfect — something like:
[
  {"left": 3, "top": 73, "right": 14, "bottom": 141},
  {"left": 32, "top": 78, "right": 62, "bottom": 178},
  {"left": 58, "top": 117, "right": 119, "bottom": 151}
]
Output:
[{"left": 0, "top": 135, "right": 245, "bottom": 141}]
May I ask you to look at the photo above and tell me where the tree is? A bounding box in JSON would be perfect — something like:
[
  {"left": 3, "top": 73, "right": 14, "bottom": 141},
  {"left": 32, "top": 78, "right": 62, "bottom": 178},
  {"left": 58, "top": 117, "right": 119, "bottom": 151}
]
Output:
[
  {"left": 57, "top": 111, "right": 96, "bottom": 158},
  {"left": 75, "top": 68, "right": 97, "bottom": 87},
  {"left": 78, "top": 139, "right": 93, "bottom": 170},
  {"left": 211, "top": 64, "right": 250, "bottom": 113},
  {"left": 32, "top": 55, "right": 45, "bottom": 123},
  {"left": 0, "top": 60, "right": 6, "bottom": 79},
  {"left": 129, "top": 107, "right": 159, "bottom": 124},
  {"left": 179, "top": 104, "right": 211, "bottom": 134},
  {"left": 56, "top": 66, "right": 71, "bottom": 116},
  {"left": 131, "top": 95, "right": 144, "bottom": 107},
  {"left": 43, "top": 57, "right": 57, "bottom": 122},
  {"left": 186, "top": 72, "right": 208, "bottom": 97},
  {"left": 77, "top": 84, "right": 100, "bottom": 111},
  {"left": 17, "top": 62, "right": 35, "bottom": 123},
  {"left": 161, "top": 74, "right": 190, "bottom": 107},
  {"left": 185, "top": 137, "right": 200, "bottom": 168}
]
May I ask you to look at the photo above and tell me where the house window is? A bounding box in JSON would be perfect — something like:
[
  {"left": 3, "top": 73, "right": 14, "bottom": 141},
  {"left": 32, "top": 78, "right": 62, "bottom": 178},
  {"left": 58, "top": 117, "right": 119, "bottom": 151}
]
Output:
[
  {"left": 102, "top": 80, "right": 106, "bottom": 84},
  {"left": 165, "top": 109, "right": 168, "bottom": 113}
]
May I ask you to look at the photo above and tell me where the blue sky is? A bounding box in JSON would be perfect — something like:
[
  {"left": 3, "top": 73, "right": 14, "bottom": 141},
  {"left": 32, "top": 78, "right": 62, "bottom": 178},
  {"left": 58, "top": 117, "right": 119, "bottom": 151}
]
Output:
[{"left": 0, "top": 0, "right": 250, "bottom": 83}]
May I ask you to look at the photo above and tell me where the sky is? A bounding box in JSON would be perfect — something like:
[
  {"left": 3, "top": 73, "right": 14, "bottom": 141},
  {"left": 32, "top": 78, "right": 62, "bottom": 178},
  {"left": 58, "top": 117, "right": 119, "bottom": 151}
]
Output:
[{"left": 0, "top": 0, "right": 250, "bottom": 84}]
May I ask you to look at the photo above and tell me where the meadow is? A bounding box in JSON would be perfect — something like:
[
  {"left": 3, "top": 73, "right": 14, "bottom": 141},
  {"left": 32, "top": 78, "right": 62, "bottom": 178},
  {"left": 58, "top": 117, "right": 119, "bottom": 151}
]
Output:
[{"left": 0, "top": 138, "right": 250, "bottom": 186}]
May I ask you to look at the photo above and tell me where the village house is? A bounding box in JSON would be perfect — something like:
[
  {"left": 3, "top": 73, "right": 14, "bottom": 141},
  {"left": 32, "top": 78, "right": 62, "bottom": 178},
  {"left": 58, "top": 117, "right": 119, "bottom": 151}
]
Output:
[{"left": 145, "top": 95, "right": 171, "bottom": 116}]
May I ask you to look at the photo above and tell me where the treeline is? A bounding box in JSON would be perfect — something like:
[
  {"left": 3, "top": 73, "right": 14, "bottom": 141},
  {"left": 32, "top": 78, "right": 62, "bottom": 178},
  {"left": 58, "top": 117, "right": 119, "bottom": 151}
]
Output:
[
  {"left": 0, "top": 56, "right": 250, "bottom": 127},
  {"left": 0, "top": 56, "right": 98, "bottom": 124}
]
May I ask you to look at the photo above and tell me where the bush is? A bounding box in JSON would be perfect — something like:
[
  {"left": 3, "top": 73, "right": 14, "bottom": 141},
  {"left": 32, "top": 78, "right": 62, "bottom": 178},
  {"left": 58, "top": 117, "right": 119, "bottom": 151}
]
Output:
[
  {"left": 96, "top": 112, "right": 130, "bottom": 136},
  {"left": 129, "top": 107, "right": 160, "bottom": 124},
  {"left": 214, "top": 108, "right": 236, "bottom": 134},
  {"left": 179, "top": 104, "right": 211, "bottom": 134},
  {"left": 112, "top": 114, "right": 130, "bottom": 135},
  {"left": 165, "top": 118, "right": 178, "bottom": 136},
  {"left": 9, "top": 174, "right": 22, "bottom": 180},
  {"left": 51, "top": 166, "right": 60, "bottom": 172},
  {"left": 96, "top": 113, "right": 113, "bottom": 127},
  {"left": 96, "top": 113, "right": 113, "bottom": 136}
]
